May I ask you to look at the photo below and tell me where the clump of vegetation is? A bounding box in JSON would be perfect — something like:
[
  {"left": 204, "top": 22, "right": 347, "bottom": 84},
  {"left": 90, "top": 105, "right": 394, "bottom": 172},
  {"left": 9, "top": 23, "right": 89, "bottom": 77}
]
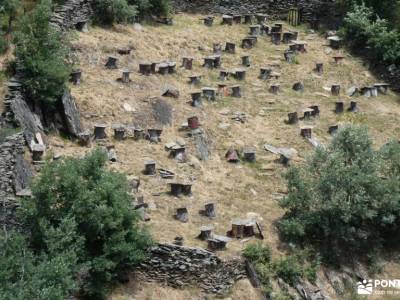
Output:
[
  {"left": 244, "top": 243, "right": 319, "bottom": 298},
  {"left": 13, "top": 0, "right": 71, "bottom": 105},
  {"left": 131, "top": 0, "right": 171, "bottom": 17},
  {"left": 340, "top": 3, "right": 400, "bottom": 65},
  {"left": 278, "top": 125, "right": 400, "bottom": 263},
  {"left": 0, "top": 127, "right": 20, "bottom": 143},
  {"left": 92, "top": 0, "right": 137, "bottom": 25},
  {"left": 1, "top": 149, "right": 152, "bottom": 299}
]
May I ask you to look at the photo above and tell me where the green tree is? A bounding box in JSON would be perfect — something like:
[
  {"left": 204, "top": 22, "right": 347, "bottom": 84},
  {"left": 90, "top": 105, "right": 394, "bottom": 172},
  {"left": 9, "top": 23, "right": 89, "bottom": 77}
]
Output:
[
  {"left": 0, "top": 0, "right": 21, "bottom": 33},
  {"left": 22, "top": 149, "right": 152, "bottom": 299},
  {"left": 278, "top": 126, "right": 400, "bottom": 262},
  {"left": 0, "top": 220, "right": 79, "bottom": 300},
  {"left": 13, "top": 0, "right": 71, "bottom": 105},
  {"left": 92, "top": 0, "right": 137, "bottom": 25}
]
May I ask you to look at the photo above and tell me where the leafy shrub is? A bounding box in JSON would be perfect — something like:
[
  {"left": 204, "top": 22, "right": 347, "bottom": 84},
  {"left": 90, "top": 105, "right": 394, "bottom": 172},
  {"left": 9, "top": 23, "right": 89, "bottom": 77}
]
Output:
[
  {"left": 278, "top": 125, "right": 400, "bottom": 262},
  {"left": 340, "top": 3, "right": 400, "bottom": 64},
  {"left": 93, "top": 0, "right": 137, "bottom": 25},
  {"left": 0, "top": 33, "right": 8, "bottom": 54},
  {"left": 243, "top": 242, "right": 272, "bottom": 264},
  {"left": 21, "top": 149, "right": 152, "bottom": 299},
  {"left": 13, "top": 0, "right": 71, "bottom": 105},
  {"left": 130, "top": 0, "right": 171, "bottom": 17}
]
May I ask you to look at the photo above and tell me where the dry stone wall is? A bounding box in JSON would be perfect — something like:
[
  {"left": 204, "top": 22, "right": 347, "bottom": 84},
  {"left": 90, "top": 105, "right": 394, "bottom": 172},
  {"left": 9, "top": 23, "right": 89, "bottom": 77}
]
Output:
[
  {"left": 0, "top": 133, "right": 28, "bottom": 230},
  {"left": 138, "top": 243, "right": 247, "bottom": 294},
  {"left": 172, "top": 0, "right": 336, "bottom": 23},
  {"left": 50, "top": 0, "right": 93, "bottom": 31}
]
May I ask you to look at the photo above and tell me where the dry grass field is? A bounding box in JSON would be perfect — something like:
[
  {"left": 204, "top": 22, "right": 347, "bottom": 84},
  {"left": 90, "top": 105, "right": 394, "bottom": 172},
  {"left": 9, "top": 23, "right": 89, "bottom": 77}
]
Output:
[{"left": 40, "top": 13, "right": 400, "bottom": 299}]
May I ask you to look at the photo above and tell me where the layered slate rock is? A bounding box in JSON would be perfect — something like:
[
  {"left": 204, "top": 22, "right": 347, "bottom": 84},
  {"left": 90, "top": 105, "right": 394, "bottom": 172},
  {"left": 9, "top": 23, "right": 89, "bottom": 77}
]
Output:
[{"left": 139, "top": 243, "right": 246, "bottom": 294}]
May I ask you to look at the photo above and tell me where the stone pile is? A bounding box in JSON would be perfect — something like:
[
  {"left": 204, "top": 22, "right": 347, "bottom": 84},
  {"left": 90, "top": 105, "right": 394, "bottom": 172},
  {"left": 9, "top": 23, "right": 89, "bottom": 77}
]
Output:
[{"left": 138, "top": 243, "right": 246, "bottom": 294}]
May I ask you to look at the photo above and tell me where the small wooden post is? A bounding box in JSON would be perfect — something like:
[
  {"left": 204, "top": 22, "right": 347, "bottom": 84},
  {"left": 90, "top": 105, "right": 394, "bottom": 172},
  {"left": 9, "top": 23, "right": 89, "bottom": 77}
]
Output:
[
  {"left": 309, "top": 105, "right": 320, "bottom": 117},
  {"left": 188, "top": 116, "right": 200, "bottom": 129},
  {"left": 181, "top": 57, "right": 193, "bottom": 70},
  {"left": 284, "top": 50, "right": 296, "bottom": 63},
  {"left": 225, "top": 42, "right": 236, "bottom": 54},
  {"left": 167, "top": 61, "right": 176, "bottom": 74},
  {"left": 94, "top": 124, "right": 107, "bottom": 140},
  {"left": 255, "top": 14, "right": 267, "bottom": 24},
  {"left": 203, "top": 57, "right": 216, "bottom": 69},
  {"left": 188, "top": 74, "right": 202, "bottom": 85},
  {"left": 105, "top": 56, "right": 118, "bottom": 69},
  {"left": 32, "top": 144, "right": 46, "bottom": 162},
  {"left": 244, "top": 14, "right": 253, "bottom": 24},
  {"left": 222, "top": 15, "right": 233, "bottom": 25},
  {"left": 219, "top": 70, "right": 229, "bottom": 81},
  {"left": 328, "top": 125, "right": 339, "bottom": 135},
  {"left": 218, "top": 83, "right": 229, "bottom": 96},
  {"left": 144, "top": 159, "right": 156, "bottom": 175},
  {"left": 287, "top": 112, "right": 298, "bottom": 124},
  {"left": 242, "top": 55, "right": 251, "bottom": 67},
  {"left": 335, "top": 102, "right": 344, "bottom": 113},
  {"left": 70, "top": 70, "right": 82, "bottom": 85},
  {"left": 170, "top": 183, "right": 183, "bottom": 197},
  {"left": 315, "top": 63, "right": 323, "bottom": 74},
  {"left": 282, "top": 32, "right": 296, "bottom": 44},
  {"left": 175, "top": 207, "right": 189, "bottom": 222},
  {"left": 241, "top": 37, "right": 256, "bottom": 49},
  {"left": 243, "top": 147, "right": 256, "bottom": 162},
  {"left": 203, "top": 16, "right": 214, "bottom": 27},
  {"left": 158, "top": 62, "right": 169, "bottom": 74},
  {"left": 78, "top": 130, "right": 91, "bottom": 147},
  {"left": 113, "top": 126, "right": 126, "bottom": 140},
  {"left": 202, "top": 87, "right": 217, "bottom": 101},
  {"left": 331, "top": 84, "right": 341, "bottom": 96},
  {"left": 147, "top": 128, "right": 162, "bottom": 143},
  {"left": 121, "top": 70, "right": 131, "bottom": 83},
  {"left": 233, "top": 69, "right": 246, "bottom": 80},
  {"left": 191, "top": 91, "right": 202, "bottom": 107},
  {"left": 269, "top": 84, "right": 280, "bottom": 94},
  {"left": 348, "top": 101, "right": 358, "bottom": 112},
  {"left": 231, "top": 85, "right": 242, "bottom": 98},
  {"left": 300, "top": 127, "right": 312, "bottom": 138},
  {"left": 139, "top": 62, "right": 152, "bottom": 75},
  {"left": 249, "top": 25, "right": 261, "bottom": 36},
  {"left": 259, "top": 67, "right": 272, "bottom": 80},
  {"left": 133, "top": 127, "right": 145, "bottom": 140},
  {"left": 271, "top": 32, "right": 281, "bottom": 45},
  {"left": 198, "top": 225, "right": 213, "bottom": 240},
  {"left": 233, "top": 15, "right": 242, "bottom": 24},
  {"left": 204, "top": 203, "right": 216, "bottom": 218},
  {"left": 213, "top": 43, "right": 222, "bottom": 54}
]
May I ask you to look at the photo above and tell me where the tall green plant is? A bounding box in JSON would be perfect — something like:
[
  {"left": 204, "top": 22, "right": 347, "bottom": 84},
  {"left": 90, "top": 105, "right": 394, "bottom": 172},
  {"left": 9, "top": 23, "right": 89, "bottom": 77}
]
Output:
[
  {"left": 279, "top": 126, "right": 400, "bottom": 262},
  {"left": 13, "top": 0, "right": 71, "bottom": 105},
  {"left": 22, "top": 149, "right": 152, "bottom": 299}
]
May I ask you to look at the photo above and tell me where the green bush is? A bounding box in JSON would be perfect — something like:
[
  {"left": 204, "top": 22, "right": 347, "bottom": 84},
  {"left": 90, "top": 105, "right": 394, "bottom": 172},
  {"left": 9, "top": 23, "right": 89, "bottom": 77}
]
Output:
[
  {"left": 243, "top": 242, "right": 272, "bottom": 265},
  {"left": 130, "top": 0, "right": 171, "bottom": 17},
  {"left": 13, "top": 0, "right": 71, "bottom": 106},
  {"left": 0, "top": 33, "right": 8, "bottom": 54},
  {"left": 340, "top": 3, "right": 400, "bottom": 64},
  {"left": 93, "top": 0, "right": 137, "bottom": 25},
  {"left": 279, "top": 125, "right": 400, "bottom": 262},
  {"left": 21, "top": 149, "right": 152, "bottom": 299}
]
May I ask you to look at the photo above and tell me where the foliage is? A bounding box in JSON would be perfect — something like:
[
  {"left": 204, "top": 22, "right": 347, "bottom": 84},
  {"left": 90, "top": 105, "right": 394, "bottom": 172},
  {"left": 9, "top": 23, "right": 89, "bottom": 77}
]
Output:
[
  {"left": 92, "top": 0, "right": 137, "bottom": 25},
  {"left": 0, "top": 0, "right": 21, "bottom": 33},
  {"left": 13, "top": 0, "right": 71, "bottom": 105},
  {"left": 0, "top": 127, "right": 20, "bottom": 143},
  {"left": 278, "top": 125, "right": 400, "bottom": 262},
  {"left": 243, "top": 242, "right": 272, "bottom": 265},
  {"left": 0, "top": 225, "right": 79, "bottom": 300},
  {"left": 0, "top": 31, "right": 8, "bottom": 54},
  {"left": 19, "top": 149, "right": 152, "bottom": 299},
  {"left": 244, "top": 243, "right": 319, "bottom": 295},
  {"left": 130, "top": 0, "right": 171, "bottom": 17},
  {"left": 340, "top": 3, "right": 400, "bottom": 64}
]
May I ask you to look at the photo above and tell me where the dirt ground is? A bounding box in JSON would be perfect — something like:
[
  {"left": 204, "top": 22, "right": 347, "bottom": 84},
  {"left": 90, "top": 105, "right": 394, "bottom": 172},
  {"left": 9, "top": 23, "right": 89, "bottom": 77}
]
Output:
[{"left": 41, "top": 14, "right": 400, "bottom": 299}]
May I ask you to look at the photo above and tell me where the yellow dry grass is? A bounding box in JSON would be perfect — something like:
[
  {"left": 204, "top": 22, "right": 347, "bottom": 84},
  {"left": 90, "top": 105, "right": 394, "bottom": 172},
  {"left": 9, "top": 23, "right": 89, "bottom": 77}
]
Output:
[{"left": 41, "top": 13, "right": 400, "bottom": 299}]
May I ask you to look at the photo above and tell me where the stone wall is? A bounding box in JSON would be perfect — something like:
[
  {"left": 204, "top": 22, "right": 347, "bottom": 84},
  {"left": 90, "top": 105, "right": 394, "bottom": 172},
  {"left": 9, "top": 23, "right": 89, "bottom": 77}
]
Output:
[
  {"left": 138, "top": 243, "right": 247, "bottom": 294},
  {"left": 50, "top": 0, "right": 93, "bottom": 31},
  {"left": 172, "top": 0, "right": 336, "bottom": 23},
  {"left": 0, "top": 133, "right": 29, "bottom": 230}
]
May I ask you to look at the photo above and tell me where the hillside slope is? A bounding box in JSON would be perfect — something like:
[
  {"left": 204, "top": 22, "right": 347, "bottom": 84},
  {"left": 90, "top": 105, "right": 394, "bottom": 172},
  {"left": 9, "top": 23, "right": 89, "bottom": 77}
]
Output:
[{"left": 44, "top": 14, "right": 400, "bottom": 299}]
